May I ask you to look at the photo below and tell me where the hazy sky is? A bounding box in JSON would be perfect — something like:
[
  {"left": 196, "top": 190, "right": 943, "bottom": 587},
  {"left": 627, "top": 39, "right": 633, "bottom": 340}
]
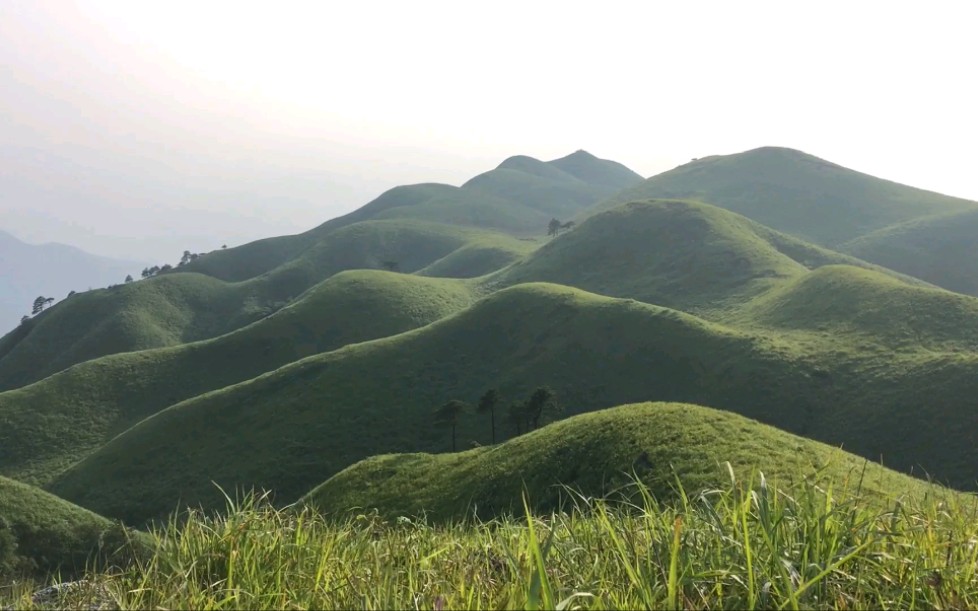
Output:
[{"left": 1, "top": 0, "right": 975, "bottom": 262}]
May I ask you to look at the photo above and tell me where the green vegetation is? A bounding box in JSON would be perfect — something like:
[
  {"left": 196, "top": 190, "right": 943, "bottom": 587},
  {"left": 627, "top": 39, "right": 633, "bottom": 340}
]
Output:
[
  {"left": 42, "top": 282, "right": 978, "bottom": 524},
  {"left": 841, "top": 208, "right": 978, "bottom": 296},
  {"left": 597, "top": 146, "right": 975, "bottom": 247},
  {"left": 4, "top": 466, "right": 976, "bottom": 610},
  {"left": 495, "top": 199, "right": 927, "bottom": 319},
  {"left": 305, "top": 402, "right": 943, "bottom": 520},
  {"left": 0, "top": 476, "right": 146, "bottom": 578},
  {"left": 0, "top": 271, "right": 476, "bottom": 484},
  {"left": 0, "top": 220, "right": 514, "bottom": 390}
]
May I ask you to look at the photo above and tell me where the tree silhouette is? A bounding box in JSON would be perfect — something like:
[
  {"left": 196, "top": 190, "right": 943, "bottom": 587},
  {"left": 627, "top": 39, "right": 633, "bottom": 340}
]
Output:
[
  {"left": 477, "top": 389, "right": 500, "bottom": 444},
  {"left": 548, "top": 218, "right": 562, "bottom": 238},
  {"left": 31, "top": 296, "right": 53, "bottom": 316},
  {"left": 179, "top": 250, "right": 192, "bottom": 266},
  {"left": 525, "top": 386, "right": 559, "bottom": 431},
  {"left": 124, "top": 274, "right": 134, "bottom": 283},
  {"left": 381, "top": 260, "right": 401, "bottom": 272},
  {"left": 506, "top": 400, "right": 527, "bottom": 436},
  {"left": 560, "top": 221, "right": 576, "bottom": 231},
  {"left": 159, "top": 264, "right": 173, "bottom": 273},
  {"left": 434, "top": 399, "right": 468, "bottom": 451}
]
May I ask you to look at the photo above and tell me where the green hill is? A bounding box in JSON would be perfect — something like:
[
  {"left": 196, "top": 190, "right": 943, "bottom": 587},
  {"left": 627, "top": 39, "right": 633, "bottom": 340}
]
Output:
[
  {"left": 0, "top": 271, "right": 476, "bottom": 485},
  {"left": 45, "top": 283, "right": 978, "bottom": 524},
  {"left": 494, "top": 199, "right": 929, "bottom": 318},
  {"left": 178, "top": 151, "right": 641, "bottom": 284},
  {"left": 0, "top": 475, "right": 145, "bottom": 577},
  {"left": 733, "top": 264, "right": 978, "bottom": 351},
  {"left": 0, "top": 220, "right": 517, "bottom": 391},
  {"left": 303, "top": 402, "right": 947, "bottom": 520},
  {"left": 840, "top": 208, "right": 978, "bottom": 296},
  {"left": 596, "top": 147, "right": 975, "bottom": 247}
]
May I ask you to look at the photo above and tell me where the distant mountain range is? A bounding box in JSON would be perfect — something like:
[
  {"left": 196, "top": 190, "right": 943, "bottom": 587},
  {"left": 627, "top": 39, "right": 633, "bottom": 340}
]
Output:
[{"left": 0, "top": 230, "right": 144, "bottom": 333}]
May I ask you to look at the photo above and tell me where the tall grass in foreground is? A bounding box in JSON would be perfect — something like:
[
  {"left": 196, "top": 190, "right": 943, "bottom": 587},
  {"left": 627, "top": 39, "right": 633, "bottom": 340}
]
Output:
[{"left": 4, "top": 469, "right": 978, "bottom": 610}]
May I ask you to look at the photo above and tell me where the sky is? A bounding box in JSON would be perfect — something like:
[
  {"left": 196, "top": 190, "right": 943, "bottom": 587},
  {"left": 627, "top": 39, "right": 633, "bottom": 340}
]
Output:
[{"left": 1, "top": 0, "right": 976, "bottom": 262}]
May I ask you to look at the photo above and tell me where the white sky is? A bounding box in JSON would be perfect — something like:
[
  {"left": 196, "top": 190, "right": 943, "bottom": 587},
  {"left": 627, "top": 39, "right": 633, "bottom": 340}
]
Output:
[{"left": 1, "top": 0, "right": 976, "bottom": 261}]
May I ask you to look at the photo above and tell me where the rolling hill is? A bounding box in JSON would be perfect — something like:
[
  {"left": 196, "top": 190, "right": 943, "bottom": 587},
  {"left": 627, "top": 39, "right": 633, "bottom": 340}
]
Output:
[
  {"left": 44, "top": 283, "right": 978, "bottom": 524},
  {"left": 180, "top": 150, "right": 642, "bottom": 283},
  {"left": 0, "top": 220, "right": 522, "bottom": 390},
  {"left": 0, "top": 270, "right": 477, "bottom": 484},
  {"left": 0, "top": 230, "right": 144, "bottom": 334},
  {"left": 840, "top": 208, "right": 978, "bottom": 297},
  {"left": 595, "top": 146, "right": 976, "bottom": 248},
  {"left": 492, "top": 199, "right": 931, "bottom": 318},
  {"left": 0, "top": 475, "right": 145, "bottom": 577},
  {"left": 303, "top": 402, "right": 953, "bottom": 521}
]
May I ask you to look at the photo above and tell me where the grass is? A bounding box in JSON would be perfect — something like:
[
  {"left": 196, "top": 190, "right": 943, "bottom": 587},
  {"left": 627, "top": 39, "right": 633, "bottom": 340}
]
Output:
[
  {"left": 302, "top": 403, "right": 945, "bottom": 521},
  {"left": 593, "top": 146, "right": 976, "bottom": 247},
  {"left": 730, "top": 265, "right": 978, "bottom": 351},
  {"left": 492, "top": 199, "right": 931, "bottom": 319},
  {"left": 841, "top": 208, "right": 978, "bottom": 297},
  {"left": 41, "top": 283, "right": 978, "bottom": 524},
  {"left": 0, "top": 476, "right": 147, "bottom": 579},
  {"left": 0, "top": 219, "right": 521, "bottom": 391},
  {"left": 4, "top": 468, "right": 978, "bottom": 609},
  {"left": 0, "top": 270, "right": 477, "bottom": 485}
]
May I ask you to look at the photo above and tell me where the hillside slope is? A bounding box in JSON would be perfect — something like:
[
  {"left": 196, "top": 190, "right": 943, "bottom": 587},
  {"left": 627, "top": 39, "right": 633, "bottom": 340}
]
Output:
[
  {"left": 179, "top": 150, "right": 641, "bottom": 283},
  {"left": 304, "top": 402, "right": 949, "bottom": 520},
  {"left": 595, "top": 147, "right": 975, "bottom": 247},
  {"left": 0, "top": 220, "right": 517, "bottom": 390},
  {"left": 494, "top": 199, "right": 929, "bottom": 318},
  {"left": 840, "top": 208, "right": 978, "bottom": 296},
  {"left": 0, "top": 271, "right": 476, "bottom": 484},
  {"left": 46, "top": 283, "right": 978, "bottom": 524},
  {"left": 0, "top": 475, "right": 144, "bottom": 576}
]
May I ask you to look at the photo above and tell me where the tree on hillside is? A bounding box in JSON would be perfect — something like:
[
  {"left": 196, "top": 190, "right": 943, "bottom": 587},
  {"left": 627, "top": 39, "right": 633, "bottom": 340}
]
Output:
[
  {"left": 548, "top": 218, "right": 562, "bottom": 238},
  {"left": 525, "top": 386, "right": 560, "bottom": 431},
  {"left": 560, "top": 221, "right": 576, "bottom": 231},
  {"left": 477, "top": 389, "right": 500, "bottom": 444},
  {"left": 125, "top": 274, "right": 133, "bottom": 283},
  {"left": 381, "top": 260, "right": 401, "bottom": 272},
  {"left": 31, "top": 296, "right": 54, "bottom": 316},
  {"left": 159, "top": 264, "right": 173, "bottom": 273},
  {"left": 179, "top": 250, "right": 192, "bottom": 266},
  {"left": 434, "top": 400, "right": 468, "bottom": 452},
  {"left": 506, "top": 400, "right": 528, "bottom": 436}
]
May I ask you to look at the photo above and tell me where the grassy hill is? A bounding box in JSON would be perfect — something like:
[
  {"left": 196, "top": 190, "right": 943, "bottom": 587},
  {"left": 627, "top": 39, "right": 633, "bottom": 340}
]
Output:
[
  {"left": 732, "top": 264, "right": 978, "bottom": 351},
  {"left": 840, "top": 208, "right": 978, "bottom": 296},
  {"left": 178, "top": 151, "right": 641, "bottom": 284},
  {"left": 493, "top": 199, "right": 929, "bottom": 318},
  {"left": 0, "top": 271, "right": 476, "bottom": 485},
  {"left": 0, "top": 220, "right": 519, "bottom": 391},
  {"left": 303, "top": 402, "right": 947, "bottom": 520},
  {"left": 0, "top": 475, "right": 146, "bottom": 577},
  {"left": 595, "top": 146, "right": 976, "bottom": 247},
  {"left": 44, "top": 283, "right": 978, "bottom": 524}
]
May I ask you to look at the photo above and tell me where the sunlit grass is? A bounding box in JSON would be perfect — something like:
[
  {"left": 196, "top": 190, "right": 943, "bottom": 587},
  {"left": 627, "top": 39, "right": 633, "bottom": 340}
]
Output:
[{"left": 5, "top": 470, "right": 978, "bottom": 610}]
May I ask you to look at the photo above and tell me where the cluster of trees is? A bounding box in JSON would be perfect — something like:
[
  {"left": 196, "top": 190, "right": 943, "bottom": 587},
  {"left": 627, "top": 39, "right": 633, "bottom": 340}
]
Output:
[
  {"left": 547, "top": 218, "right": 576, "bottom": 238},
  {"left": 141, "top": 249, "right": 209, "bottom": 279},
  {"left": 434, "top": 387, "right": 560, "bottom": 451}
]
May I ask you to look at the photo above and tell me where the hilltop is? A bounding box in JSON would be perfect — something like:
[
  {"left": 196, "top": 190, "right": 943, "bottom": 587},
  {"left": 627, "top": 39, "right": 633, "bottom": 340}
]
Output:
[
  {"left": 0, "top": 271, "right": 476, "bottom": 484},
  {"left": 180, "top": 150, "right": 642, "bottom": 283},
  {"left": 45, "top": 283, "right": 978, "bottom": 524},
  {"left": 0, "top": 230, "right": 144, "bottom": 334},
  {"left": 596, "top": 146, "right": 976, "bottom": 247},
  {"left": 493, "top": 198, "right": 931, "bottom": 318},
  {"left": 304, "top": 402, "right": 951, "bottom": 520}
]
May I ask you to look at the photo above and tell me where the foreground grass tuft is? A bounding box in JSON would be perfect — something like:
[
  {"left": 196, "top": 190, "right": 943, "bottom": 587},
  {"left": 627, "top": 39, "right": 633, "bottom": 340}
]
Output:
[{"left": 5, "top": 472, "right": 978, "bottom": 610}]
